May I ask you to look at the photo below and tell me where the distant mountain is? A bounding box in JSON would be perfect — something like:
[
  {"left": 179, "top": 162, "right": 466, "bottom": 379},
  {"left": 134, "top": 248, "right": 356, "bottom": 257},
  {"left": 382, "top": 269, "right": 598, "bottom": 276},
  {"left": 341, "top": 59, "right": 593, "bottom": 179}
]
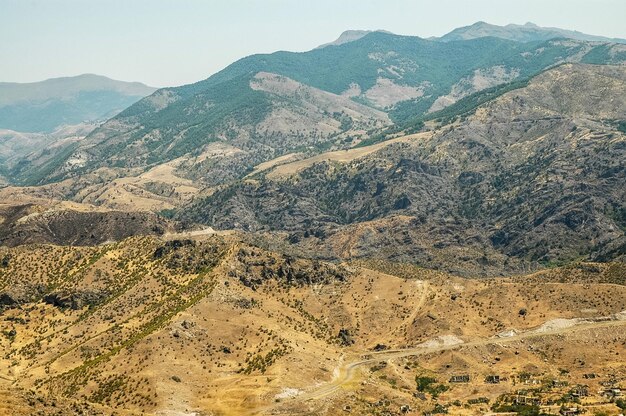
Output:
[
  {"left": 15, "top": 32, "right": 625, "bottom": 188},
  {"left": 0, "top": 124, "right": 96, "bottom": 162},
  {"left": 439, "top": 21, "right": 626, "bottom": 44},
  {"left": 0, "top": 74, "right": 156, "bottom": 133},
  {"left": 316, "top": 29, "right": 393, "bottom": 48}
]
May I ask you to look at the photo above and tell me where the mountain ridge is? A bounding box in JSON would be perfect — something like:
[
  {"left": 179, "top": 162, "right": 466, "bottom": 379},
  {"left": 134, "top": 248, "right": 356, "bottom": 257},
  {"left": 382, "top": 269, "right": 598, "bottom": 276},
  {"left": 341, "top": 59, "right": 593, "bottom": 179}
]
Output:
[
  {"left": 0, "top": 74, "right": 156, "bottom": 133},
  {"left": 315, "top": 29, "right": 394, "bottom": 48},
  {"left": 12, "top": 33, "right": 625, "bottom": 189},
  {"left": 178, "top": 63, "right": 626, "bottom": 275},
  {"left": 439, "top": 21, "right": 626, "bottom": 44}
]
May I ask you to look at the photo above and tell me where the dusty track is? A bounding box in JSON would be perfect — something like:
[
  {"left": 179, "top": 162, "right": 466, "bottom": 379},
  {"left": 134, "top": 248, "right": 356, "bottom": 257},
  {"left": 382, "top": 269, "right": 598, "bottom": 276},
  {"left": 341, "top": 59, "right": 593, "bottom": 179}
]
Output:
[{"left": 259, "top": 316, "right": 626, "bottom": 414}]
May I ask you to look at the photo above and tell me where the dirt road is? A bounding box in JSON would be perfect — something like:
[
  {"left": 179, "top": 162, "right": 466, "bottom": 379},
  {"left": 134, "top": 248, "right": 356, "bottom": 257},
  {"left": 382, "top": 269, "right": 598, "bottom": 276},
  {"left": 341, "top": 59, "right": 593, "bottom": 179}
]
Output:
[{"left": 264, "top": 316, "right": 626, "bottom": 411}]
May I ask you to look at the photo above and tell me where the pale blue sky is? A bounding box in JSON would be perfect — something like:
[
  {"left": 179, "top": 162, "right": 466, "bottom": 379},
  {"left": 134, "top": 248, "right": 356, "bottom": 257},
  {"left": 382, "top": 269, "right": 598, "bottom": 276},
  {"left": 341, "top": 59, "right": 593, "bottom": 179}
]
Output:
[{"left": 1, "top": 0, "right": 625, "bottom": 87}]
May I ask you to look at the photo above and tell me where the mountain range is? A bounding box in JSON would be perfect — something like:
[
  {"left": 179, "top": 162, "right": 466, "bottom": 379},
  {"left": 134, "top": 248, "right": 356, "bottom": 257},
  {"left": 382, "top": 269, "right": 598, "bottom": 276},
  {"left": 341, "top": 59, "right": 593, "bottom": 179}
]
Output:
[
  {"left": 7, "top": 29, "right": 625, "bottom": 188},
  {"left": 0, "top": 23, "right": 624, "bottom": 276},
  {"left": 438, "top": 21, "right": 626, "bottom": 43},
  {"left": 1, "top": 21, "right": 626, "bottom": 416}
]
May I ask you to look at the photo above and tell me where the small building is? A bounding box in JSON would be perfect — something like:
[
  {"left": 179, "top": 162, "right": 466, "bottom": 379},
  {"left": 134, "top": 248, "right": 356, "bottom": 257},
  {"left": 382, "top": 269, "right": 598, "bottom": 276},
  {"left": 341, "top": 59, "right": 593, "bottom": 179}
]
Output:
[
  {"left": 560, "top": 407, "right": 582, "bottom": 416},
  {"left": 602, "top": 388, "right": 622, "bottom": 399},
  {"left": 571, "top": 385, "right": 589, "bottom": 398},
  {"left": 486, "top": 375, "right": 501, "bottom": 384},
  {"left": 514, "top": 395, "right": 541, "bottom": 406},
  {"left": 552, "top": 379, "right": 569, "bottom": 388},
  {"left": 449, "top": 375, "right": 470, "bottom": 383}
]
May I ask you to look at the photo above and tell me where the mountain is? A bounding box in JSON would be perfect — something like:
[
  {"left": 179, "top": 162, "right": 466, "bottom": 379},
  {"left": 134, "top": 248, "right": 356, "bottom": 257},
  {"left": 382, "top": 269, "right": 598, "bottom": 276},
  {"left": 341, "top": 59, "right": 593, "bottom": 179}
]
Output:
[
  {"left": 0, "top": 202, "right": 177, "bottom": 247},
  {"left": 12, "top": 32, "right": 625, "bottom": 191},
  {"left": 179, "top": 64, "right": 626, "bottom": 276},
  {"left": 439, "top": 21, "right": 626, "bottom": 44},
  {"left": 0, "top": 74, "right": 156, "bottom": 133}
]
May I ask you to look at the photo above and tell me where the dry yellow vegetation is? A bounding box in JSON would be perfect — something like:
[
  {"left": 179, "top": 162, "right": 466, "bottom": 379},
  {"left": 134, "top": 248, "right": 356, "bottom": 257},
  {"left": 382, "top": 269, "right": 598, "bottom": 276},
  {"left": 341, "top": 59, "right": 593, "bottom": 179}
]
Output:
[{"left": 0, "top": 235, "right": 624, "bottom": 415}]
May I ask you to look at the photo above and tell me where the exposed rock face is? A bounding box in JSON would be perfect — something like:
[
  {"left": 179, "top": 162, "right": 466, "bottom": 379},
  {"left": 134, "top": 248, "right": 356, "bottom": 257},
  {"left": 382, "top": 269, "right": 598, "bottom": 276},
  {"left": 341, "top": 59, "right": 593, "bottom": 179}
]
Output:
[{"left": 0, "top": 284, "right": 46, "bottom": 308}]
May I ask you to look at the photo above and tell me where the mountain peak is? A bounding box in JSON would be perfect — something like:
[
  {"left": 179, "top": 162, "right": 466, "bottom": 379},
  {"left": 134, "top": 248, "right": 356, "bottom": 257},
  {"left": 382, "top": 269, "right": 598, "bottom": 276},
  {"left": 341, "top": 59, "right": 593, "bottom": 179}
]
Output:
[
  {"left": 315, "top": 29, "right": 393, "bottom": 49},
  {"left": 439, "top": 21, "right": 626, "bottom": 43}
]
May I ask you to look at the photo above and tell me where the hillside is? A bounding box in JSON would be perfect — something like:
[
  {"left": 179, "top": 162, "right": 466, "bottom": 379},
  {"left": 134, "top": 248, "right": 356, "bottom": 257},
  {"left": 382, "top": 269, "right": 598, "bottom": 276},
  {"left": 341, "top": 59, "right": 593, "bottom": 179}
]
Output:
[
  {"left": 439, "top": 21, "right": 626, "bottom": 44},
  {"left": 180, "top": 64, "right": 626, "bottom": 276},
  {"left": 0, "top": 202, "right": 178, "bottom": 247},
  {"left": 0, "top": 234, "right": 624, "bottom": 415},
  {"left": 13, "top": 33, "right": 626, "bottom": 189},
  {"left": 0, "top": 74, "right": 156, "bottom": 133}
]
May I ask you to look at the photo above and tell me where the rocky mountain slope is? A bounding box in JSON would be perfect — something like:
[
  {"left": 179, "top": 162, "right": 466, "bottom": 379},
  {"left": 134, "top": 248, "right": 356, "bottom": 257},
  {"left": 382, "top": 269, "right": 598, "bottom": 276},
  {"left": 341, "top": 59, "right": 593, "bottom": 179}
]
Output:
[
  {"left": 180, "top": 64, "right": 626, "bottom": 276},
  {"left": 439, "top": 21, "right": 626, "bottom": 44},
  {"left": 1, "top": 24, "right": 625, "bottom": 416},
  {"left": 0, "top": 123, "right": 96, "bottom": 177},
  {"left": 0, "top": 74, "right": 156, "bottom": 133},
  {"left": 12, "top": 32, "right": 625, "bottom": 189}
]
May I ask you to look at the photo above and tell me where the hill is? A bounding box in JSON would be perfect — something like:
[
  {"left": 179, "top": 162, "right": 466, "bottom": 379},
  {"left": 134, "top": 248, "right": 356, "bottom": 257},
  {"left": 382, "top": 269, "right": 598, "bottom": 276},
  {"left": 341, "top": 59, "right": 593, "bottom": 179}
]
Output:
[
  {"left": 0, "top": 233, "right": 624, "bottom": 415},
  {"left": 0, "top": 124, "right": 96, "bottom": 173},
  {"left": 315, "top": 29, "right": 393, "bottom": 48},
  {"left": 0, "top": 74, "right": 156, "bottom": 133}
]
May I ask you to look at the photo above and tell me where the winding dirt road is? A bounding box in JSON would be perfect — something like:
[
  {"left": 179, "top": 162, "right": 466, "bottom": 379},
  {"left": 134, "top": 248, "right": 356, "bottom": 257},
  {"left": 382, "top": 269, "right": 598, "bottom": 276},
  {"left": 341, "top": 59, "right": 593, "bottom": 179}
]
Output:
[{"left": 260, "top": 315, "right": 626, "bottom": 413}]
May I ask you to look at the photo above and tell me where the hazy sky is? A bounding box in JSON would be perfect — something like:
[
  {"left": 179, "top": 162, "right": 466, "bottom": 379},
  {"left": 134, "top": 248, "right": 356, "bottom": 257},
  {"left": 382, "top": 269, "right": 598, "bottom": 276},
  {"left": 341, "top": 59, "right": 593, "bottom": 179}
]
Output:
[{"left": 2, "top": 0, "right": 626, "bottom": 87}]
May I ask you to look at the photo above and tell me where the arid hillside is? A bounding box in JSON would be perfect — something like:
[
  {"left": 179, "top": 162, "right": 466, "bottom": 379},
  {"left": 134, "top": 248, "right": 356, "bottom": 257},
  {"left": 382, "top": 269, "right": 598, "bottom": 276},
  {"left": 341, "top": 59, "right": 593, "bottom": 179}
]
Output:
[{"left": 0, "top": 234, "right": 625, "bottom": 415}]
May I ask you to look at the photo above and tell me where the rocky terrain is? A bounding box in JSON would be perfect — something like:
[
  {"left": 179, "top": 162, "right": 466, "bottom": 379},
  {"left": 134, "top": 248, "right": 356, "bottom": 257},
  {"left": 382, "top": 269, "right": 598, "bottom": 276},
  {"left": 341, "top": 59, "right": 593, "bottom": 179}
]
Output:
[
  {"left": 7, "top": 31, "right": 625, "bottom": 191},
  {"left": 0, "top": 202, "right": 178, "bottom": 247}
]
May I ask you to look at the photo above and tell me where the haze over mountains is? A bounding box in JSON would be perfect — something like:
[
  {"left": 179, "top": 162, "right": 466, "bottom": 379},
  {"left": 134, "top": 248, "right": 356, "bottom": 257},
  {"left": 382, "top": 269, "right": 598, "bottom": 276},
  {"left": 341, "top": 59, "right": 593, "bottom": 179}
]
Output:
[
  {"left": 0, "top": 74, "right": 156, "bottom": 185},
  {"left": 0, "top": 20, "right": 626, "bottom": 416},
  {"left": 0, "top": 74, "right": 156, "bottom": 134},
  {"left": 438, "top": 21, "right": 626, "bottom": 43}
]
